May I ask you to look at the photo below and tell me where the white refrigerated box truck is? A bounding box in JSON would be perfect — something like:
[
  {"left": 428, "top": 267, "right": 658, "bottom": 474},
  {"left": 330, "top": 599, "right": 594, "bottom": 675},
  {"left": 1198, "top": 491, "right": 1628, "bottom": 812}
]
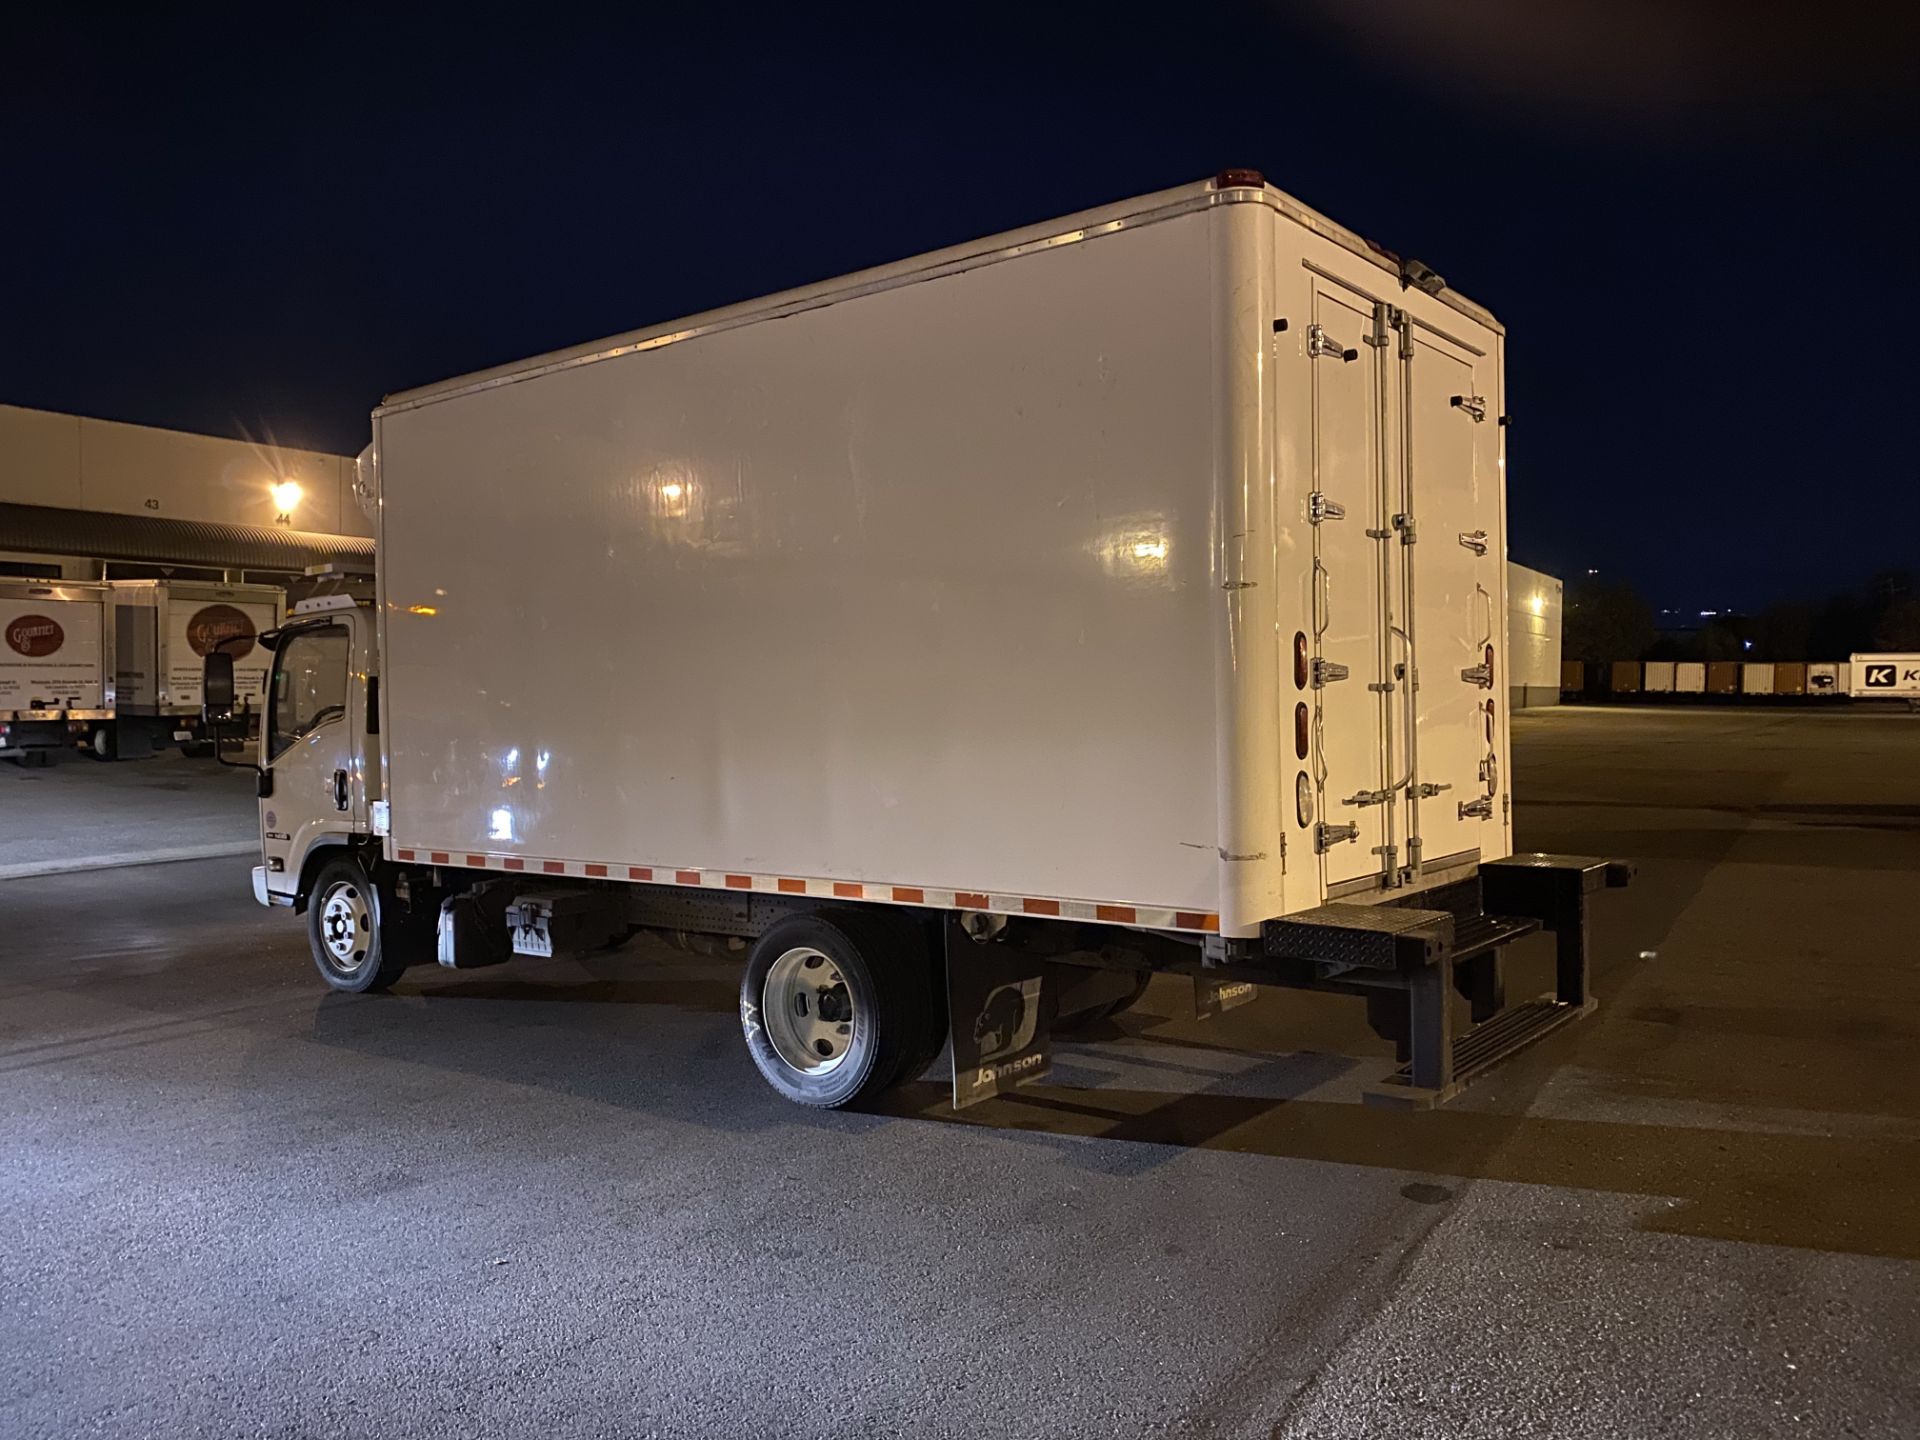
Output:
[
  {"left": 206, "top": 171, "right": 1626, "bottom": 1109},
  {"left": 104, "top": 579, "right": 282, "bottom": 759},
  {"left": 0, "top": 579, "right": 115, "bottom": 762}
]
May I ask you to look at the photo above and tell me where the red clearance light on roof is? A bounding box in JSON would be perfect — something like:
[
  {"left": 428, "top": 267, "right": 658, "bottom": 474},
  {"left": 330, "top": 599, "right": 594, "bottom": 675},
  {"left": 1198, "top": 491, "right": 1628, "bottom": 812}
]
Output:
[{"left": 1212, "top": 169, "right": 1265, "bottom": 190}]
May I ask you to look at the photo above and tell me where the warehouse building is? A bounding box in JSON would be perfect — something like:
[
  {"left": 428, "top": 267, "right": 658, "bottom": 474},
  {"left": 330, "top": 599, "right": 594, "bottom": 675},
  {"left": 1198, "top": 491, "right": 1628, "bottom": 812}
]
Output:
[{"left": 0, "top": 404, "right": 371, "bottom": 582}]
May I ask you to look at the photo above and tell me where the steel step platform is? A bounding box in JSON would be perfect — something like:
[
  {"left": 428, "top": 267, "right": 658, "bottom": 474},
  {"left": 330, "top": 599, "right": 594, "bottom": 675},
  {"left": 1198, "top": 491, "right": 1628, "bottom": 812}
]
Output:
[
  {"left": 1364, "top": 994, "right": 1596, "bottom": 1109},
  {"left": 1450, "top": 911, "right": 1542, "bottom": 961}
]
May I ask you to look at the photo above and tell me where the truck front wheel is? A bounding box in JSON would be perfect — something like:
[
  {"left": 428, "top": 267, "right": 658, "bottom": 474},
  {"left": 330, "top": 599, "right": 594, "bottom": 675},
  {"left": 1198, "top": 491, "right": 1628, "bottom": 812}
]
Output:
[
  {"left": 740, "top": 910, "right": 933, "bottom": 1109},
  {"left": 306, "top": 856, "right": 417, "bottom": 994}
]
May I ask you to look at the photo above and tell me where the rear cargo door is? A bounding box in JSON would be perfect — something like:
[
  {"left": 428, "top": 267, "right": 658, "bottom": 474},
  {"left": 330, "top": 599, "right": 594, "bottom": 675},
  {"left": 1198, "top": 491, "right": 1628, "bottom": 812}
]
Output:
[
  {"left": 0, "top": 589, "right": 105, "bottom": 714},
  {"left": 1398, "top": 318, "right": 1501, "bottom": 868},
  {"left": 1307, "top": 285, "right": 1390, "bottom": 886}
]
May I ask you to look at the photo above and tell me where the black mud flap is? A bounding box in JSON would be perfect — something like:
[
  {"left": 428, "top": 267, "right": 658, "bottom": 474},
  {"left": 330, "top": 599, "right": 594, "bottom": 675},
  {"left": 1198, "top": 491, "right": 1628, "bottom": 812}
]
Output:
[
  {"left": 945, "top": 915, "right": 1054, "bottom": 1109},
  {"left": 1194, "top": 973, "right": 1258, "bottom": 1019}
]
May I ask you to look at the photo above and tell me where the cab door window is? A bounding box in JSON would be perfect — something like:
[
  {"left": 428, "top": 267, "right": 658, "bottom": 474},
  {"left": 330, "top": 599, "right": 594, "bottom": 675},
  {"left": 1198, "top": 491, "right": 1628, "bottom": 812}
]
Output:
[{"left": 269, "top": 624, "right": 350, "bottom": 760}]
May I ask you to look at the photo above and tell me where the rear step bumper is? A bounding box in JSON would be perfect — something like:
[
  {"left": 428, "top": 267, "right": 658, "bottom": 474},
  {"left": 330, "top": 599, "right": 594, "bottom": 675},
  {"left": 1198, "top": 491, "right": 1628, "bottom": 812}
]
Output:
[
  {"left": 1256, "top": 853, "right": 1634, "bottom": 1109},
  {"left": 1366, "top": 996, "right": 1596, "bottom": 1109}
]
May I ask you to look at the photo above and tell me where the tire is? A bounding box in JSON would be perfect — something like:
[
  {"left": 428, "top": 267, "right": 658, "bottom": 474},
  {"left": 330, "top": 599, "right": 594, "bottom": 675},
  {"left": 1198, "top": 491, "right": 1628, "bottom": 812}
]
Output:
[
  {"left": 89, "top": 726, "right": 116, "bottom": 761},
  {"left": 740, "top": 909, "right": 934, "bottom": 1109},
  {"left": 305, "top": 855, "right": 419, "bottom": 994}
]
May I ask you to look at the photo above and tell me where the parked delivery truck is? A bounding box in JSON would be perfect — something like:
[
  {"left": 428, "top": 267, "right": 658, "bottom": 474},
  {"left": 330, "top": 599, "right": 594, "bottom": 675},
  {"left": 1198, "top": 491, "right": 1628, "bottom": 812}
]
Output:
[
  {"left": 1, "top": 579, "right": 115, "bottom": 763},
  {"left": 103, "top": 579, "right": 282, "bottom": 759},
  {"left": 204, "top": 173, "right": 1627, "bottom": 1110}
]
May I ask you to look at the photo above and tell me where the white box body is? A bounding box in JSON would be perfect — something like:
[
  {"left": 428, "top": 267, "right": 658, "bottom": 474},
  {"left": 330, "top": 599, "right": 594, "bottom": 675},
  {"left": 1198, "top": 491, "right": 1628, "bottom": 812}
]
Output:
[
  {"left": 1674, "top": 662, "right": 1707, "bottom": 694},
  {"left": 1741, "top": 663, "right": 1775, "bottom": 696},
  {"left": 372, "top": 179, "right": 1513, "bottom": 937},
  {"left": 1642, "top": 661, "right": 1676, "bottom": 693}
]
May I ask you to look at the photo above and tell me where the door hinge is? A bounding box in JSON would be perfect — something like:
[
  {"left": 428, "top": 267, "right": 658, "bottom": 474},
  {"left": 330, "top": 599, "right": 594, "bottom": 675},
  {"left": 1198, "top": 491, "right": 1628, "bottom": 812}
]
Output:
[
  {"left": 1460, "top": 663, "right": 1494, "bottom": 688},
  {"left": 1451, "top": 394, "right": 1488, "bottom": 422},
  {"left": 1458, "top": 796, "right": 1494, "bottom": 820},
  {"left": 1315, "top": 821, "right": 1360, "bottom": 852},
  {"left": 1309, "top": 491, "right": 1346, "bottom": 524},
  {"left": 1366, "top": 680, "right": 1394, "bottom": 693},
  {"left": 1307, "top": 324, "right": 1358, "bottom": 363},
  {"left": 1343, "top": 788, "right": 1392, "bottom": 808},
  {"left": 1411, "top": 781, "right": 1451, "bottom": 799},
  {"left": 1391, "top": 513, "right": 1417, "bottom": 545},
  {"left": 1457, "top": 529, "right": 1488, "bottom": 556},
  {"left": 1311, "top": 657, "right": 1350, "bottom": 687},
  {"left": 1391, "top": 306, "right": 1415, "bottom": 358},
  {"left": 1374, "top": 843, "right": 1401, "bottom": 885}
]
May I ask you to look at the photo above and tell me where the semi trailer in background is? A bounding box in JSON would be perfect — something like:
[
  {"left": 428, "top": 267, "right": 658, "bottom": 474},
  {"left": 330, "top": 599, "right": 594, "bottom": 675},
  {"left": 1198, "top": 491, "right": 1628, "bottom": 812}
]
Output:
[
  {"left": 203, "top": 172, "right": 1627, "bottom": 1111},
  {"left": 0, "top": 579, "right": 114, "bottom": 763},
  {"left": 1851, "top": 654, "right": 1920, "bottom": 699},
  {"left": 102, "top": 579, "right": 281, "bottom": 759}
]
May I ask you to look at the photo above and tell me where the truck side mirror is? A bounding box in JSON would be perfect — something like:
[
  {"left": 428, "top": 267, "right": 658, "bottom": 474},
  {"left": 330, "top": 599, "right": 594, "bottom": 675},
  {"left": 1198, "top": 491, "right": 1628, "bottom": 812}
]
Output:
[{"left": 203, "top": 651, "right": 236, "bottom": 724}]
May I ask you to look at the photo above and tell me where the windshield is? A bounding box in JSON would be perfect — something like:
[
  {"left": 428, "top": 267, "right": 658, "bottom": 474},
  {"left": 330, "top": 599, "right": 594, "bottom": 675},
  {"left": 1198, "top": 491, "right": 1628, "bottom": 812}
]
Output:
[{"left": 268, "top": 624, "right": 350, "bottom": 760}]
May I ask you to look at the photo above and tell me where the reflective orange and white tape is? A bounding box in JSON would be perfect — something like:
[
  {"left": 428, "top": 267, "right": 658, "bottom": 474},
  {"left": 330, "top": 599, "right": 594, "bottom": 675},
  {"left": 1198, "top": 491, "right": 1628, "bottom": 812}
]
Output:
[{"left": 391, "top": 846, "right": 1220, "bottom": 934}]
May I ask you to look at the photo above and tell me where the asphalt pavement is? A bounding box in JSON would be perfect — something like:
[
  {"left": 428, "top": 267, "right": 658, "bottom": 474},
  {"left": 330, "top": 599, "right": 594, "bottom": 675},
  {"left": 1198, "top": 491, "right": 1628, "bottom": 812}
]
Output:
[{"left": 3, "top": 706, "right": 1917, "bottom": 1438}]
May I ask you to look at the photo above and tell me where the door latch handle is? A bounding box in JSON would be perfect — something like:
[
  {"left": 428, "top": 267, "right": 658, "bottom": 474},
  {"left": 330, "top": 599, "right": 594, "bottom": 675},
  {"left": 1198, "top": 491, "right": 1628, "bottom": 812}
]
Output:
[
  {"left": 1312, "top": 658, "right": 1351, "bottom": 688},
  {"left": 1307, "top": 324, "right": 1358, "bottom": 362},
  {"left": 1460, "top": 663, "right": 1494, "bottom": 688},
  {"left": 332, "top": 768, "right": 349, "bottom": 811},
  {"left": 1458, "top": 529, "right": 1488, "bottom": 556},
  {"left": 1315, "top": 822, "right": 1360, "bottom": 851},
  {"left": 1451, "top": 394, "right": 1487, "bottom": 422},
  {"left": 1309, "top": 491, "right": 1346, "bottom": 524},
  {"left": 1457, "top": 796, "right": 1494, "bottom": 820}
]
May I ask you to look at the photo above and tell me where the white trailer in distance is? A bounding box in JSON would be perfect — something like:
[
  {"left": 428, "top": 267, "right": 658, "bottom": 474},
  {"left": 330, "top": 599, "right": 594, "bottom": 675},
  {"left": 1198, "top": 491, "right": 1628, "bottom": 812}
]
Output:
[
  {"left": 201, "top": 172, "right": 1628, "bottom": 1110},
  {"left": 1850, "top": 653, "right": 1920, "bottom": 700}
]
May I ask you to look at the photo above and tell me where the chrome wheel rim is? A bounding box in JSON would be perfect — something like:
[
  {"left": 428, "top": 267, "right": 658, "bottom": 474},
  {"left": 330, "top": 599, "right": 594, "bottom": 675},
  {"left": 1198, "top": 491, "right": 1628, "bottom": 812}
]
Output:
[
  {"left": 762, "top": 946, "right": 857, "bottom": 1075},
  {"left": 317, "top": 879, "right": 373, "bottom": 974}
]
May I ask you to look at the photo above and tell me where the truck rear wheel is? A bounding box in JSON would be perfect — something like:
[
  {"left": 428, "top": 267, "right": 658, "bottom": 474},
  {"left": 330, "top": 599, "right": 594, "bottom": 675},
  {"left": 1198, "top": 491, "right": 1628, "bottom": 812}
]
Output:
[
  {"left": 305, "top": 855, "right": 417, "bottom": 994},
  {"left": 740, "top": 910, "right": 933, "bottom": 1108}
]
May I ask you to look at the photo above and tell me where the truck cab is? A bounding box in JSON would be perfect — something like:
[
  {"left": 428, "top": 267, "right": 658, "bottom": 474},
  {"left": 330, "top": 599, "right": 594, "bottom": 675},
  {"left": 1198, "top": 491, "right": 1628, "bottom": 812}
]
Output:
[{"left": 248, "top": 578, "right": 379, "bottom": 910}]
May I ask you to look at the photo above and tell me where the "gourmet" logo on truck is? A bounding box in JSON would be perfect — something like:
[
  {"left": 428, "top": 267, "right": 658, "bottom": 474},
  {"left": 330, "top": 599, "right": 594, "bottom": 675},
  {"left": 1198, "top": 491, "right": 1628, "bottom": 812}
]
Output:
[
  {"left": 4, "top": 615, "right": 64, "bottom": 658},
  {"left": 185, "top": 604, "right": 257, "bottom": 660}
]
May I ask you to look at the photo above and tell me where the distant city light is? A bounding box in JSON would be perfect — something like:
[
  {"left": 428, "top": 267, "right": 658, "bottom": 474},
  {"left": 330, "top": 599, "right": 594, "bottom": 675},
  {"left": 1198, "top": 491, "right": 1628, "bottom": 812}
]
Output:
[{"left": 1586, "top": 567, "right": 1599, "bottom": 575}]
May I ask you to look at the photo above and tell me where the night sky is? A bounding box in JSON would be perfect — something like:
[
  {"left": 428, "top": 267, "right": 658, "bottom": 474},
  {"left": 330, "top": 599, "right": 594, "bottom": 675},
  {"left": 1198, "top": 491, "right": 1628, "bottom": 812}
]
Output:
[{"left": 4, "top": 3, "right": 1913, "bottom": 609}]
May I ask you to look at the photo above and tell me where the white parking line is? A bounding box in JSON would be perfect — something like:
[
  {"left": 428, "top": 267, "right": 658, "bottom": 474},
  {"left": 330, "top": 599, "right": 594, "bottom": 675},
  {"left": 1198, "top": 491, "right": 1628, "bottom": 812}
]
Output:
[{"left": 0, "top": 841, "right": 258, "bottom": 881}]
